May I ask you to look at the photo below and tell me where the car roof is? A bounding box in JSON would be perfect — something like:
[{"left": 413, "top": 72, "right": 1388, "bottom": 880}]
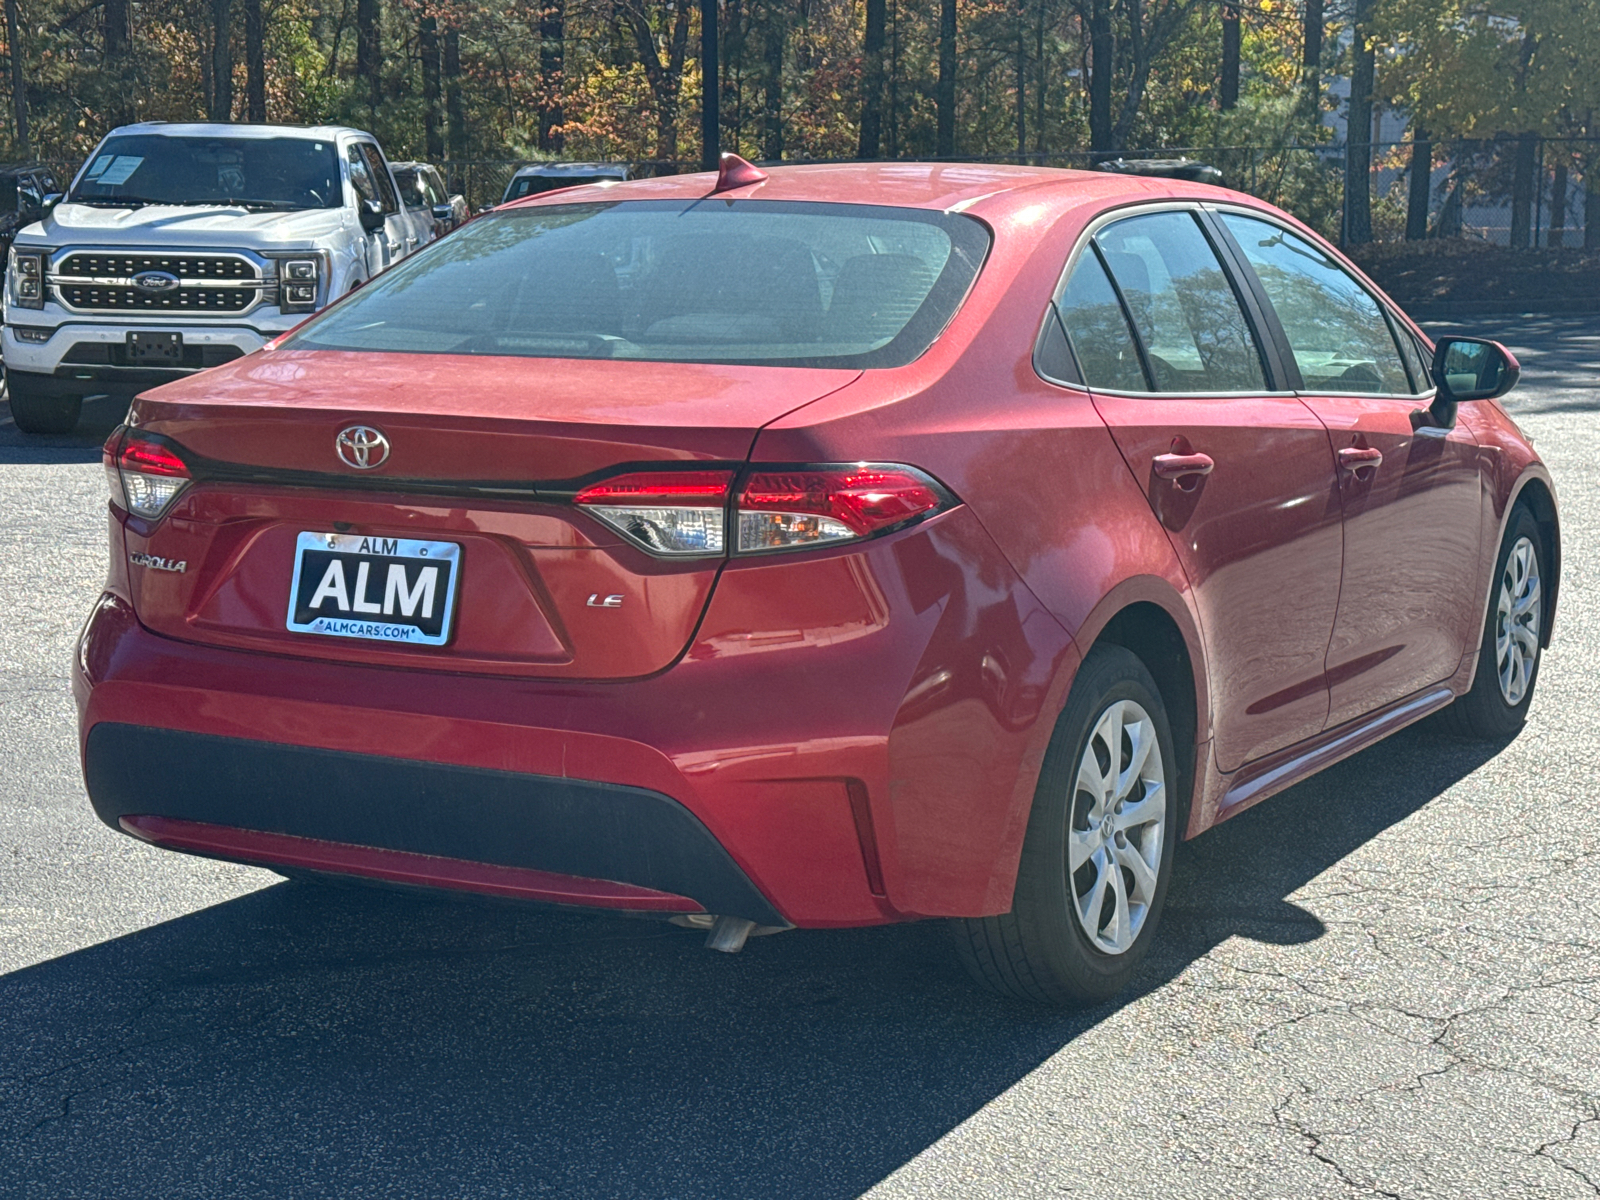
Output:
[
  {"left": 511, "top": 162, "right": 629, "bottom": 177},
  {"left": 499, "top": 161, "right": 1238, "bottom": 220},
  {"left": 104, "top": 121, "right": 371, "bottom": 142},
  {"left": 389, "top": 161, "right": 440, "bottom": 173}
]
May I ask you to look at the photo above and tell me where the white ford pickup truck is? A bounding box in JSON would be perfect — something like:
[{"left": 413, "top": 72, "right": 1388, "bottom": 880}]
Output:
[{"left": 3, "top": 122, "right": 431, "bottom": 434}]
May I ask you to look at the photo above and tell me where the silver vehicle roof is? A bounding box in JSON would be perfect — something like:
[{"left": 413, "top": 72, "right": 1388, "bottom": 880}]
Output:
[
  {"left": 102, "top": 122, "right": 376, "bottom": 142},
  {"left": 510, "top": 162, "right": 629, "bottom": 178}
]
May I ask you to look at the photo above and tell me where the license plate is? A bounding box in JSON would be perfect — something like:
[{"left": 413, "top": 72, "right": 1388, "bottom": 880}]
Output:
[
  {"left": 127, "top": 331, "right": 182, "bottom": 365},
  {"left": 287, "top": 532, "right": 461, "bottom": 646}
]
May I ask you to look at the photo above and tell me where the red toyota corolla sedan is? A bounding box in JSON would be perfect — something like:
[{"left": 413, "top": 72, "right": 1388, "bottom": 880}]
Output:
[{"left": 74, "top": 160, "right": 1558, "bottom": 1004}]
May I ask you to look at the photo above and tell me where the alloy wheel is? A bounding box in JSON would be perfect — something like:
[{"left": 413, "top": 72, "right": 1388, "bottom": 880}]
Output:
[
  {"left": 1068, "top": 699, "right": 1167, "bottom": 955},
  {"left": 1495, "top": 535, "right": 1541, "bottom": 707}
]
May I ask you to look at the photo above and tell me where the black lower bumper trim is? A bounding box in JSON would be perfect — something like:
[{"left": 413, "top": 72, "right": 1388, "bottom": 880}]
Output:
[{"left": 85, "top": 723, "right": 785, "bottom": 925}]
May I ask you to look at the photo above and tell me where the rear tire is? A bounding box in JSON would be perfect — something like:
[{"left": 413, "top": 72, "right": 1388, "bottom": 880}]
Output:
[
  {"left": 1440, "top": 504, "right": 1547, "bottom": 741},
  {"left": 6, "top": 372, "right": 82, "bottom": 435},
  {"left": 954, "top": 644, "right": 1180, "bottom": 1006}
]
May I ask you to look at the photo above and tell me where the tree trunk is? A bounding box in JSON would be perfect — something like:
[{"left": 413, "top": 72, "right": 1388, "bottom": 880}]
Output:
[
  {"left": 1220, "top": 1, "right": 1239, "bottom": 111},
  {"left": 1301, "top": 0, "right": 1321, "bottom": 120},
  {"left": 936, "top": 0, "right": 955, "bottom": 156},
  {"left": 1342, "top": 0, "right": 1373, "bottom": 244},
  {"left": 1033, "top": 0, "right": 1044, "bottom": 154},
  {"left": 210, "top": 0, "right": 234, "bottom": 121},
  {"left": 103, "top": 0, "right": 133, "bottom": 124},
  {"left": 4, "top": 0, "right": 25, "bottom": 155},
  {"left": 762, "top": 0, "right": 783, "bottom": 160},
  {"left": 1509, "top": 133, "right": 1536, "bottom": 249},
  {"left": 421, "top": 15, "right": 443, "bottom": 160},
  {"left": 445, "top": 27, "right": 466, "bottom": 162},
  {"left": 857, "top": 0, "right": 885, "bottom": 158},
  {"left": 539, "top": 0, "right": 564, "bottom": 151},
  {"left": 244, "top": 0, "right": 265, "bottom": 121},
  {"left": 1088, "top": 0, "right": 1112, "bottom": 154},
  {"left": 1013, "top": 0, "right": 1026, "bottom": 159},
  {"left": 1405, "top": 130, "right": 1430, "bottom": 241},
  {"left": 701, "top": 0, "right": 718, "bottom": 168},
  {"left": 355, "top": 0, "right": 381, "bottom": 111},
  {"left": 1586, "top": 166, "right": 1599, "bottom": 250},
  {"left": 1549, "top": 161, "right": 1567, "bottom": 247}
]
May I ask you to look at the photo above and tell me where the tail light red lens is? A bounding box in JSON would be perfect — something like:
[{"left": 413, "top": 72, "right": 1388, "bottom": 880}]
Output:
[
  {"left": 574, "top": 470, "right": 734, "bottom": 556},
  {"left": 105, "top": 429, "right": 191, "bottom": 520},
  {"left": 737, "top": 466, "right": 950, "bottom": 553}
]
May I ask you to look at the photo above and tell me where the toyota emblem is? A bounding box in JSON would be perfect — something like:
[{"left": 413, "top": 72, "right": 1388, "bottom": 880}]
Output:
[{"left": 335, "top": 425, "right": 390, "bottom": 470}]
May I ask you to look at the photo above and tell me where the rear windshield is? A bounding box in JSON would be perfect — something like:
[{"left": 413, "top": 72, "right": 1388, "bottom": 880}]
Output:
[
  {"left": 70, "top": 134, "right": 342, "bottom": 210},
  {"left": 289, "top": 200, "right": 991, "bottom": 368}
]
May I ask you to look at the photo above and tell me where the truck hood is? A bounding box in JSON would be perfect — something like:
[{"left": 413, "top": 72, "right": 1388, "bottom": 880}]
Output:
[{"left": 27, "top": 203, "right": 352, "bottom": 249}]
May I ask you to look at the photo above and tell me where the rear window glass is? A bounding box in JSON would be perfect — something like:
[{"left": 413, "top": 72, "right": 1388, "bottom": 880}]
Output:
[{"left": 289, "top": 200, "right": 991, "bottom": 369}]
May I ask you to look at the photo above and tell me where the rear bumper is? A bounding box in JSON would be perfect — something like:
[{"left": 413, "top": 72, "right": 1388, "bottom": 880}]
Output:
[
  {"left": 89, "top": 723, "right": 784, "bottom": 924},
  {"left": 76, "top": 508, "right": 1079, "bottom": 927}
]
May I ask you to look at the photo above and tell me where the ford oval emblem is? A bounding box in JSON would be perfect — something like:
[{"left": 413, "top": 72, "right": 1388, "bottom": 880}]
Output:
[
  {"left": 335, "top": 425, "right": 390, "bottom": 470},
  {"left": 131, "top": 270, "right": 180, "bottom": 294}
]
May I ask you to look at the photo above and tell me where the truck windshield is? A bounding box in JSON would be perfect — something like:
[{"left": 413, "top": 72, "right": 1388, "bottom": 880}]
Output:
[
  {"left": 289, "top": 200, "right": 991, "bottom": 369},
  {"left": 69, "top": 134, "right": 342, "bottom": 210}
]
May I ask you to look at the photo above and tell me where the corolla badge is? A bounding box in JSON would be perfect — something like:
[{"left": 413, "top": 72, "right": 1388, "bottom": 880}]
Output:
[
  {"left": 131, "top": 270, "right": 180, "bottom": 294},
  {"left": 335, "top": 425, "right": 390, "bottom": 470}
]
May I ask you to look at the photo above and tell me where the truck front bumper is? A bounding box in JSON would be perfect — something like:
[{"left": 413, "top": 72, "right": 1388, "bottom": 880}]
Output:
[{"left": 3, "top": 321, "right": 272, "bottom": 394}]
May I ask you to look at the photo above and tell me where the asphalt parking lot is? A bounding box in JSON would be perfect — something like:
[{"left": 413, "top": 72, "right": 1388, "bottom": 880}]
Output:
[{"left": 2, "top": 315, "right": 1596, "bottom": 1199}]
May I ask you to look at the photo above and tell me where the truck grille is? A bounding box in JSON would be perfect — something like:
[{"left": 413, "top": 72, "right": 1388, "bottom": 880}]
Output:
[
  {"left": 50, "top": 252, "right": 264, "bottom": 315},
  {"left": 56, "top": 284, "right": 257, "bottom": 312}
]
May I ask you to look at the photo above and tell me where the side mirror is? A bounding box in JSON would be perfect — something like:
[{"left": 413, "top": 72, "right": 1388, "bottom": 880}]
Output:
[
  {"left": 357, "top": 198, "right": 386, "bottom": 234},
  {"left": 1425, "top": 336, "right": 1520, "bottom": 430},
  {"left": 430, "top": 202, "right": 454, "bottom": 223},
  {"left": 41, "top": 192, "right": 63, "bottom": 211}
]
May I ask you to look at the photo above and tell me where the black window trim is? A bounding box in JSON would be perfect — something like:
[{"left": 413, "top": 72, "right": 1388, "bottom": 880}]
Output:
[
  {"left": 1205, "top": 203, "right": 1429, "bottom": 402},
  {"left": 1036, "top": 199, "right": 1294, "bottom": 399}
]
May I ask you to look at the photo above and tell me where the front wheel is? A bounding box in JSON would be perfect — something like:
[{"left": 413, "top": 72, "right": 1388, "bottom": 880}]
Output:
[
  {"left": 6, "top": 371, "right": 83, "bottom": 435},
  {"left": 954, "top": 644, "right": 1180, "bottom": 1006},
  {"left": 1441, "top": 504, "right": 1548, "bottom": 740}
]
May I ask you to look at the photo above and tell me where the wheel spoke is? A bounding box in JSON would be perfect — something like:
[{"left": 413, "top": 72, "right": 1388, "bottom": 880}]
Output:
[
  {"left": 1105, "top": 856, "right": 1132, "bottom": 948},
  {"left": 1076, "top": 756, "right": 1109, "bottom": 812},
  {"left": 1115, "top": 717, "right": 1156, "bottom": 801},
  {"left": 1115, "top": 839, "right": 1160, "bottom": 902},
  {"left": 1077, "top": 855, "right": 1108, "bottom": 934},
  {"left": 1068, "top": 826, "right": 1099, "bottom": 872},
  {"left": 1115, "top": 783, "right": 1165, "bottom": 832}
]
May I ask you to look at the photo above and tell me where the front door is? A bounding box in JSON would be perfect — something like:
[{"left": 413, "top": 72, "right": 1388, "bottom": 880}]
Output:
[
  {"left": 1217, "top": 212, "right": 1483, "bottom": 726},
  {"left": 1058, "top": 209, "right": 1345, "bottom": 773}
]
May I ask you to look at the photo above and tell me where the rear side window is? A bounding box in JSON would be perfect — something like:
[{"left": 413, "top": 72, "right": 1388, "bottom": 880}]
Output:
[
  {"left": 1056, "top": 251, "right": 1148, "bottom": 392},
  {"left": 289, "top": 200, "right": 990, "bottom": 369},
  {"left": 1221, "top": 213, "right": 1411, "bottom": 395},
  {"left": 1095, "top": 211, "right": 1267, "bottom": 393}
]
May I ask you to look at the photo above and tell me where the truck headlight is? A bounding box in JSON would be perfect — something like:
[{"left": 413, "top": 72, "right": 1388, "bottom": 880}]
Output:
[
  {"left": 8, "top": 249, "right": 46, "bottom": 310},
  {"left": 278, "top": 257, "right": 322, "bottom": 314}
]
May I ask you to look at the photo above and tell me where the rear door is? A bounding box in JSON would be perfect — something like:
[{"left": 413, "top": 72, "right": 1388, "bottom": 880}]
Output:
[
  {"left": 1058, "top": 207, "right": 1345, "bottom": 773},
  {"left": 1216, "top": 211, "right": 1482, "bottom": 726}
]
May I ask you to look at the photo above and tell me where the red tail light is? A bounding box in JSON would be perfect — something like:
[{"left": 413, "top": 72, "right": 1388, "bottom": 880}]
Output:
[
  {"left": 572, "top": 464, "right": 953, "bottom": 558},
  {"left": 574, "top": 470, "right": 734, "bottom": 556},
  {"left": 105, "top": 429, "right": 191, "bottom": 520},
  {"left": 737, "top": 466, "right": 950, "bottom": 553}
]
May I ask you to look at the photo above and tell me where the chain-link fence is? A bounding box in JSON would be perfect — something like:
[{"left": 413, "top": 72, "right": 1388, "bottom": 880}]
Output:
[{"left": 443, "top": 138, "right": 1600, "bottom": 252}]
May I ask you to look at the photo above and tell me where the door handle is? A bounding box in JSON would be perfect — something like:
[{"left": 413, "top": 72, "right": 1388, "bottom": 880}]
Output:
[
  {"left": 1152, "top": 452, "right": 1215, "bottom": 487},
  {"left": 1338, "top": 446, "right": 1383, "bottom": 476}
]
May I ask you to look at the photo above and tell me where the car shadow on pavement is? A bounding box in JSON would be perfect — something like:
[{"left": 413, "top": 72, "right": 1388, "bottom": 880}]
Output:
[
  {"left": 0, "top": 718, "right": 1504, "bottom": 1199},
  {"left": 0, "top": 393, "right": 127, "bottom": 461}
]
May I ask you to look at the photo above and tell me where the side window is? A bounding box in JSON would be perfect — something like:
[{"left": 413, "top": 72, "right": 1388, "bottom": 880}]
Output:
[
  {"left": 346, "top": 145, "right": 378, "bottom": 207},
  {"left": 358, "top": 144, "right": 399, "bottom": 213},
  {"left": 1056, "top": 250, "right": 1149, "bottom": 392},
  {"left": 1095, "top": 211, "right": 1268, "bottom": 393},
  {"left": 1397, "top": 325, "right": 1432, "bottom": 394},
  {"left": 422, "top": 170, "right": 447, "bottom": 206},
  {"left": 1221, "top": 213, "right": 1412, "bottom": 395}
]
